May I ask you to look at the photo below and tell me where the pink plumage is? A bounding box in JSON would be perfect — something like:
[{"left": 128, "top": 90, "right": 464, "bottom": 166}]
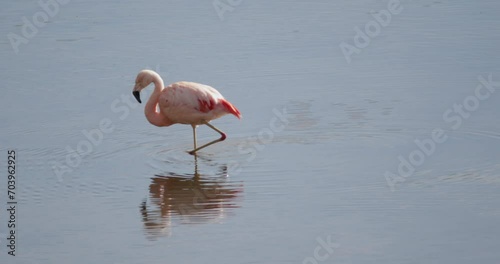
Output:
[
  {"left": 132, "top": 69, "right": 241, "bottom": 154},
  {"left": 159, "top": 81, "right": 241, "bottom": 125}
]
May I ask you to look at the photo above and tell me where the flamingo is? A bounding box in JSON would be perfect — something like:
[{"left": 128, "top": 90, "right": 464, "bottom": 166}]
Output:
[{"left": 132, "top": 69, "right": 241, "bottom": 154}]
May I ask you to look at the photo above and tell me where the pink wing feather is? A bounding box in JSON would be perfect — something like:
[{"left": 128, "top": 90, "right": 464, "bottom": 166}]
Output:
[{"left": 220, "top": 99, "right": 241, "bottom": 119}]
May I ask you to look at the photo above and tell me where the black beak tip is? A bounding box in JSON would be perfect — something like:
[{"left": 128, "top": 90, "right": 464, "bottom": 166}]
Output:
[{"left": 133, "top": 91, "right": 142, "bottom": 103}]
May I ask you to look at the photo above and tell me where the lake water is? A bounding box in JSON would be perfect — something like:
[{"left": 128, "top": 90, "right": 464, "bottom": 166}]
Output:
[{"left": 1, "top": 0, "right": 500, "bottom": 263}]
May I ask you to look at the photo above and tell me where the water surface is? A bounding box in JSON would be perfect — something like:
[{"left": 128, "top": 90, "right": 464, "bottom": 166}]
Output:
[{"left": 1, "top": 0, "right": 500, "bottom": 263}]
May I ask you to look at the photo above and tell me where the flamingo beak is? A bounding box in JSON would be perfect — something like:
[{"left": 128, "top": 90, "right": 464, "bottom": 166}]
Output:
[{"left": 133, "top": 91, "right": 141, "bottom": 103}]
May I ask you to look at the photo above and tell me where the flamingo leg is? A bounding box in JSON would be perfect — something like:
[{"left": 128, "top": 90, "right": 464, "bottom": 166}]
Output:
[
  {"left": 188, "top": 121, "right": 226, "bottom": 154},
  {"left": 188, "top": 125, "right": 198, "bottom": 155},
  {"left": 192, "top": 125, "right": 197, "bottom": 150}
]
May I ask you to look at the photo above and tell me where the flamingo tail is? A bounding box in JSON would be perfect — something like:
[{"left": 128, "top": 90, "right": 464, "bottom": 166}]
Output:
[{"left": 220, "top": 99, "right": 241, "bottom": 119}]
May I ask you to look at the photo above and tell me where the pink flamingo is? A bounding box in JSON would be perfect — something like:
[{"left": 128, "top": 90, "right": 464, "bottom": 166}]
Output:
[{"left": 132, "top": 69, "right": 241, "bottom": 154}]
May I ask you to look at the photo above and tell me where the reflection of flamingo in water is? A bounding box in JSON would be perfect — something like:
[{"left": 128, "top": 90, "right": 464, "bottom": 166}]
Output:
[
  {"left": 132, "top": 70, "right": 241, "bottom": 154},
  {"left": 140, "top": 156, "right": 243, "bottom": 239}
]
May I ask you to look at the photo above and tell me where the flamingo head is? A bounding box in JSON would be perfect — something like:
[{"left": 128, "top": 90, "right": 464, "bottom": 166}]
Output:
[{"left": 133, "top": 70, "right": 158, "bottom": 103}]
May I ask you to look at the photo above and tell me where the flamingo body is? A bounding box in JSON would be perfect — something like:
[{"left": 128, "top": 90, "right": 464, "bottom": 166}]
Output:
[
  {"left": 159, "top": 81, "right": 241, "bottom": 126},
  {"left": 132, "top": 70, "right": 241, "bottom": 154}
]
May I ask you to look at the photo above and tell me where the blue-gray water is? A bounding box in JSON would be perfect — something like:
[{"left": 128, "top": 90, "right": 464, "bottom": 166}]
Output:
[{"left": 1, "top": 0, "right": 500, "bottom": 263}]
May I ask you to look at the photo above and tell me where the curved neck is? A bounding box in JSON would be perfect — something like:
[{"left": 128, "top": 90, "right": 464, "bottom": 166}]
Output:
[{"left": 144, "top": 74, "right": 171, "bottom": 127}]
